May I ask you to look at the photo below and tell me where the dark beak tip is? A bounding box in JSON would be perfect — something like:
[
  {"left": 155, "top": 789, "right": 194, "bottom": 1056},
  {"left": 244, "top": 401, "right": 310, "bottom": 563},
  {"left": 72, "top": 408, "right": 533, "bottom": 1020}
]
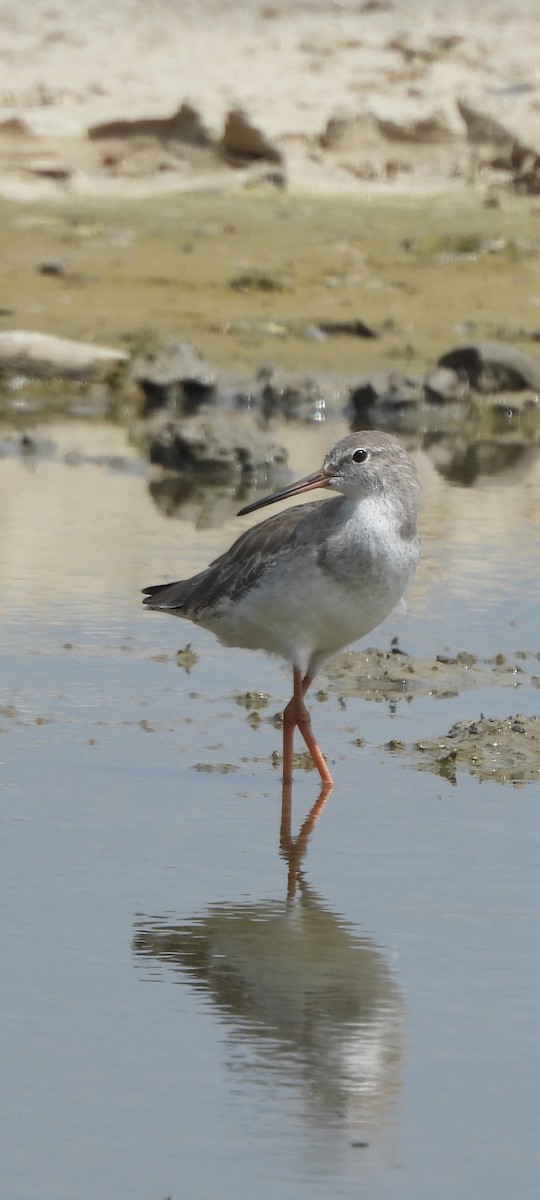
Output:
[{"left": 237, "top": 471, "right": 330, "bottom": 517}]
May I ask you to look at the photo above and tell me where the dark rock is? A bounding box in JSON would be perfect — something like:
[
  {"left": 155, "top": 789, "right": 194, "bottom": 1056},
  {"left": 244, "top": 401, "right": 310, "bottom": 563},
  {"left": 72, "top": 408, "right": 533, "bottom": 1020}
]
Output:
[
  {"left": 316, "top": 319, "right": 377, "bottom": 339},
  {"left": 348, "top": 371, "right": 423, "bottom": 425},
  {"left": 438, "top": 340, "right": 540, "bottom": 391},
  {"left": 38, "top": 260, "right": 68, "bottom": 278},
  {"left": 257, "top": 369, "right": 345, "bottom": 422},
  {"left": 88, "top": 102, "right": 213, "bottom": 147},
  {"left": 138, "top": 410, "right": 287, "bottom": 482},
  {"left": 133, "top": 340, "right": 216, "bottom": 414},
  {"left": 220, "top": 109, "right": 283, "bottom": 165}
]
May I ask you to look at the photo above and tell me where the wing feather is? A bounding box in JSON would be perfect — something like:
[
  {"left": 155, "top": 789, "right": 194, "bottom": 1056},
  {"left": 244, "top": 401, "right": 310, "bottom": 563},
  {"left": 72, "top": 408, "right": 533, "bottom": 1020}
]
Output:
[{"left": 142, "top": 500, "right": 327, "bottom": 619}]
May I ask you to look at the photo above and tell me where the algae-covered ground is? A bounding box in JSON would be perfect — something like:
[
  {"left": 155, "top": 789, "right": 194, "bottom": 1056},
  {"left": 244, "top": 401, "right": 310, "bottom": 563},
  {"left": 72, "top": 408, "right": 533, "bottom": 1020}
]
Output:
[{"left": 3, "top": 190, "right": 540, "bottom": 384}]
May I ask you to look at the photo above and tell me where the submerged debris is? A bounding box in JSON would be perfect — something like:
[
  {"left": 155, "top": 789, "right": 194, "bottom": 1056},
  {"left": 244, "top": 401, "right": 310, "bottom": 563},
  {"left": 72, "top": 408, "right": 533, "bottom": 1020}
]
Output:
[{"left": 192, "top": 762, "right": 239, "bottom": 773}]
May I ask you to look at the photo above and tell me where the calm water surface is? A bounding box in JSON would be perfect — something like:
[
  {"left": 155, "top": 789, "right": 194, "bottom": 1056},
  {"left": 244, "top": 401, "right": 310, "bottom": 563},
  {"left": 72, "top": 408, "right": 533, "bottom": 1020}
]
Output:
[{"left": 1, "top": 420, "right": 540, "bottom": 1200}]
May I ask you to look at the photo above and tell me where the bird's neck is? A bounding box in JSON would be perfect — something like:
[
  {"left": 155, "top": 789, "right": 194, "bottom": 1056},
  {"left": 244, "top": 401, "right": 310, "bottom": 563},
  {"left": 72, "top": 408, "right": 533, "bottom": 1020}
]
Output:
[{"left": 318, "top": 490, "right": 418, "bottom": 581}]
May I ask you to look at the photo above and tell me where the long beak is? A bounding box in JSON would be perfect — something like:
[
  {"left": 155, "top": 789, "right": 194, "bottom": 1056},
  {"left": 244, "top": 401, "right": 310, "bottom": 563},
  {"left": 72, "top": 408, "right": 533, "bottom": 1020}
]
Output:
[{"left": 238, "top": 467, "right": 331, "bottom": 516}]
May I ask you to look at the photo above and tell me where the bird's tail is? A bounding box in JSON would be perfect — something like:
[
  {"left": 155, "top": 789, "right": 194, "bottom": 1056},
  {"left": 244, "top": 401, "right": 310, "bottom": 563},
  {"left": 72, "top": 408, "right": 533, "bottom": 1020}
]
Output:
[{"left": 142, "top": 580, "right": 186, "bottom": 609}]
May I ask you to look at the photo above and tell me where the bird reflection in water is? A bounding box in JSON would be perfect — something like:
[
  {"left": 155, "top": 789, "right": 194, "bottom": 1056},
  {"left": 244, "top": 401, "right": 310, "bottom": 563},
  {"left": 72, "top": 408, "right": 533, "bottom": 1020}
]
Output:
[
  {"left": 280, "top": 778, "right": 331, "bottom": 900},
  {"left": 133, "top": 790, "right": 404, "bottom": 1160}
]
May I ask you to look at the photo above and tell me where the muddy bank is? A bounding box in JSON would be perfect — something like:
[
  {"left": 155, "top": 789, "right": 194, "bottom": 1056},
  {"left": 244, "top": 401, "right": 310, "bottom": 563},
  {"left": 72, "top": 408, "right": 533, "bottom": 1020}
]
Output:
[
  {"left": 415, "top": 715, "right": 540, "bottom": 786},
  {"left": 325, "top": 646, "right": 539, "bottom": 702},
  {"left": 3, "top": 192, "right": 540, "bottom": 381}
]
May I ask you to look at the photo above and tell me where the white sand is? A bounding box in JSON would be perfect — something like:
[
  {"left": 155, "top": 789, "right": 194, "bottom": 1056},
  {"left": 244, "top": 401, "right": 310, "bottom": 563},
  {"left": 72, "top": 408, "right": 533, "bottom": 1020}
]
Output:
[{"left": 0, "top": 0, "right": 539, "bottom": 197}]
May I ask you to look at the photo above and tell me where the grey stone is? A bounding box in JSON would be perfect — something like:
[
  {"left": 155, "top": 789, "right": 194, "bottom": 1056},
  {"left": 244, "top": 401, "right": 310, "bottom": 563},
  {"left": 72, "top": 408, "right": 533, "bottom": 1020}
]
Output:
[{"left": 438, "top": 340, "right": 540, "bottom": 392}]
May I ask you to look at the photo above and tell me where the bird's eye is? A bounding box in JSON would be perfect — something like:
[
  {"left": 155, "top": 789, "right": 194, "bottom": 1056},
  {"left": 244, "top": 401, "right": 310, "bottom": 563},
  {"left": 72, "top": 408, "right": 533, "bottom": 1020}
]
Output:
[{"left": 352, "top": 448, "right": 369, "bottom": 464}]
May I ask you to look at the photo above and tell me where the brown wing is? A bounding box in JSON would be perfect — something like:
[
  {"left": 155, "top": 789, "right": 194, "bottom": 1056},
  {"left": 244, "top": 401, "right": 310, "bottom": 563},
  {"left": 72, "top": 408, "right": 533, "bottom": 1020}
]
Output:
[{"left": 142, "top": 500, "right": 326, "bottom": 618}]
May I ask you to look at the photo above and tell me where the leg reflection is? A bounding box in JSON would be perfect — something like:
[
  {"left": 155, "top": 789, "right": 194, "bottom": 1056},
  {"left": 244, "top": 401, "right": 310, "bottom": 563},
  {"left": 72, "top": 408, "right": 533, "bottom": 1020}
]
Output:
[{"left": 279, "top": 778, "right": 333, "bottom": 900}]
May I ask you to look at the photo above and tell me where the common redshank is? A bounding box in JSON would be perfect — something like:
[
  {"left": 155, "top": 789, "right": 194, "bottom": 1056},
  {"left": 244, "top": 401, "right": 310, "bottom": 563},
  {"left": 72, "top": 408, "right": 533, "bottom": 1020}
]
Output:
[{"left": 143, "top": 431, "right": 421, "bottom": 786}]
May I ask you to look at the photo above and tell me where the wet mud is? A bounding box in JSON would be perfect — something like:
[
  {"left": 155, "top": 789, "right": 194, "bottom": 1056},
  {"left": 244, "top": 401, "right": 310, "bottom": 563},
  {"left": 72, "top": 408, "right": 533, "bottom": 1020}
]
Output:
[
  {"left": 415, "top": 714, "right": 540, "bottom": 786},
  {"left": 326, "top": 648, "right": 540, "bottom": 785}
]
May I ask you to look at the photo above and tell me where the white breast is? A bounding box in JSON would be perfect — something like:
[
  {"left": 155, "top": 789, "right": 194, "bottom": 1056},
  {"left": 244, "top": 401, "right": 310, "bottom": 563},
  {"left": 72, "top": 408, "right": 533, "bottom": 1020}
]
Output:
[{"left": 205, "top": 494, "right": 420, "bottom": 676}]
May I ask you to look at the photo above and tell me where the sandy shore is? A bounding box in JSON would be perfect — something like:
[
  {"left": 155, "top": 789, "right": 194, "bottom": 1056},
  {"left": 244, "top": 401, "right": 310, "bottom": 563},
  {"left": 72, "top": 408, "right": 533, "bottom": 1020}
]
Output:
[{"left": 1, "top": 0, "right": 540, "bottom": 200}]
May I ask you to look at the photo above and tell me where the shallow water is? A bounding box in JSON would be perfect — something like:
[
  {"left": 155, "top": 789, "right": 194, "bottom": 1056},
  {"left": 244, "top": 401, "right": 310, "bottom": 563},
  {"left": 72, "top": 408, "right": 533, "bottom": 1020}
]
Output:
[{"left": 2, "top": 417, "right": 540, "bottom": 1200}]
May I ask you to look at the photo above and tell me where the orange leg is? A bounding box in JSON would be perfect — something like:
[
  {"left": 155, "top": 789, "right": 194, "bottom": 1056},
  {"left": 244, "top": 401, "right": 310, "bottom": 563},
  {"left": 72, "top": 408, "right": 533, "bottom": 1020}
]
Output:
[{"left": 282, "top": 667, "right": 334, "bottom": 786}]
